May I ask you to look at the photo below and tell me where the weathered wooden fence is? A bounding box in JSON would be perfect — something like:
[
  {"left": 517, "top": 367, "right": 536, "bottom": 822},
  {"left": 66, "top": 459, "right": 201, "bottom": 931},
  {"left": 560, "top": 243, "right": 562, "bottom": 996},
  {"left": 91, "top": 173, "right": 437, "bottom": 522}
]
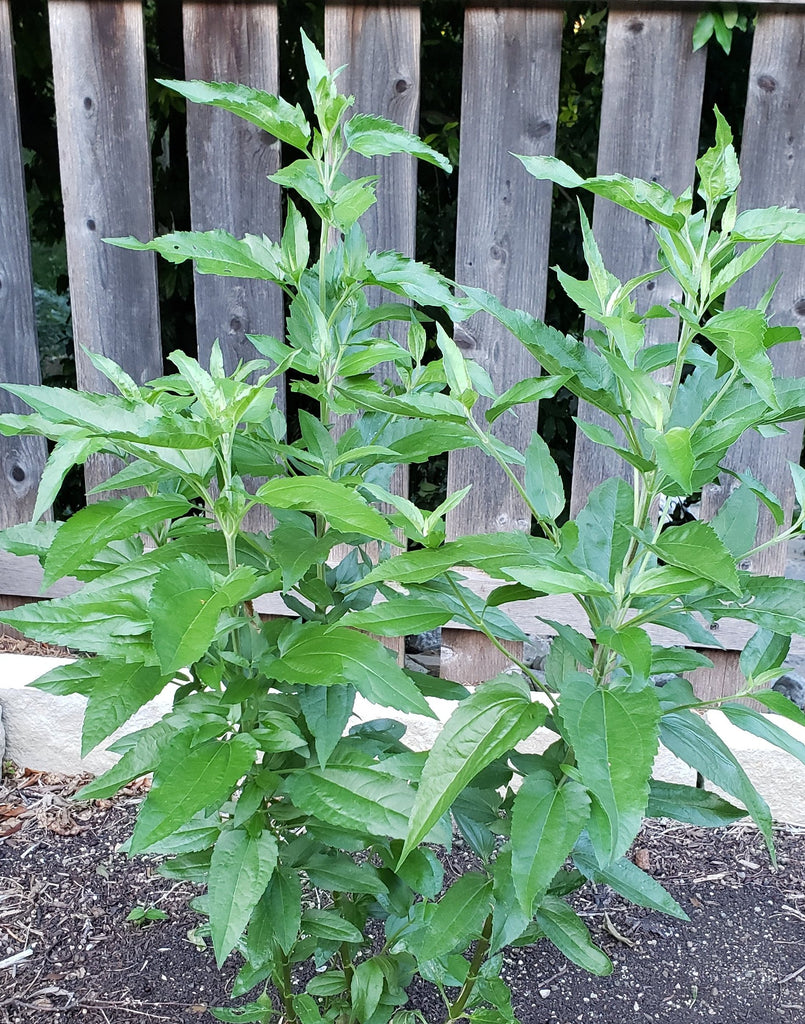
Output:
[{"left": 2, "top": 1, "right": 805, "bottom": 693}]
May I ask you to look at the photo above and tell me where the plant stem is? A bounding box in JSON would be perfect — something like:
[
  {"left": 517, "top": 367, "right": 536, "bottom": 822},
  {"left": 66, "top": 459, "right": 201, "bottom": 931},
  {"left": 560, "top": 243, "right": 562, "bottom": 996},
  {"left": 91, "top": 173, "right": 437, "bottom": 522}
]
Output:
[
  {"left": 446, "top": 577, "right": 557, "bottom": 708},
  {"left": 445, "top": 914, "right": 493, "bottom": 1022},
  {"left": 278, "top": 957, "right": 299, "bottom": 1024}
]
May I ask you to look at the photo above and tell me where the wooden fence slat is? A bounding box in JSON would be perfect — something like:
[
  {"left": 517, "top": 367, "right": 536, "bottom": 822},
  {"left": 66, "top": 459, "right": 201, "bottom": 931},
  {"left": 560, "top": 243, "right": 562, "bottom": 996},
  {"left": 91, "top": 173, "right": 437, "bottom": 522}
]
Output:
[
  {"left": 182, "top": 3, "right": 284, "bottom": 378},
  {"left": 325, "top": 4, "right": 422, "bottom": 664},
  {"left": 442, "top": 5, "right": 564, "bottom": 684},
  {"left": 49, "top": 0, "right": 162, "bottom": 493},
  {"left": 700, "top": 10, "right": 805, "bottom": 576},
  {"left": 569, "top": 6, "right": 707, "bottom": 517},
  {"left": 0, "top": 1, "right": 49, "bottom": 529}
]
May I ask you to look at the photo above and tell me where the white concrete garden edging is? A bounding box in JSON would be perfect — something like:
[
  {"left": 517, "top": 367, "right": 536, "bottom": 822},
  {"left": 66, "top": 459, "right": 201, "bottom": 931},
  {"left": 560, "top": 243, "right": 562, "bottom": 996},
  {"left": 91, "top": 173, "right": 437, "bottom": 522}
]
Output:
[{"left": 1, "top": 652, "right": 803, "bottom": 825}]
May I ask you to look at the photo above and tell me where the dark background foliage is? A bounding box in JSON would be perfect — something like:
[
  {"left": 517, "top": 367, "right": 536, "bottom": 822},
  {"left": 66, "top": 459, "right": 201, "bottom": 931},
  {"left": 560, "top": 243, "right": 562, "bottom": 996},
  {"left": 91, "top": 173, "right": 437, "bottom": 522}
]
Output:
[{"left": 9, "top": 1, "right": 755, "bottom": 512}]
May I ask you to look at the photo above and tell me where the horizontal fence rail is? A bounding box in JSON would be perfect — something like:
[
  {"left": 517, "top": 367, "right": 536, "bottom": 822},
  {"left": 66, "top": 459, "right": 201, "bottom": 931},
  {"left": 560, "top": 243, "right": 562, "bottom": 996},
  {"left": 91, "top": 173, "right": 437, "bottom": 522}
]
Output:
[{"left": 1, "top": 1, "right": 804, "bottom": 695}]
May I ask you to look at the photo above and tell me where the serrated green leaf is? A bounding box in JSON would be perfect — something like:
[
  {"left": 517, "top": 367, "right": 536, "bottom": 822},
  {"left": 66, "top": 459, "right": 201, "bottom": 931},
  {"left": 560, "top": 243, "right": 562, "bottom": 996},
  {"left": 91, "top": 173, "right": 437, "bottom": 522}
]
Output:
[
  {"left": 646, "top": 426, "right": 694, "bottom": 493},
  {"left": 711, "top": 484, "right": 759, "bottom": 559},
  {"left": 299, "top": 684, "right": 355, "bottom": 769},
  {"left": 149, "top": 556, "right": 256, "bottom": 674},
  {"left": 283, "top": 766, "right": 414, "bottom": 839},
  {"left": 660, "top": 710, "right": 773, "bottom": 856},
  {"left": 572, "top": 834, "right": 687, "bottom": 919},
  {"left": 646, "top": 780, "right": 747, "bottom": 826},
  {"left": 414, "top": 873, "right": 492, "bottom": 963},
  {"left": 575, "top": 478, "right": 634, "bottom": 584},
  {"left": 255, "top": 476, "right": 395, "bottom": 543},
  {"left": 696, "top": 107, "right": 740, "bottom": 204},
  {"left": 402, "top": 675, "right": 546, "bottom": 860},
  {"left": 344, "top": 112, "right": 451, "bottom": 173},
  {"left": 160, "top": 79, "right": 310, "bottom": 151},
  {"left": 351, "top": 958, "right": 386, "bottom": 1023},
  {"left": 304, "top": 852, "right": 387, "bottom": 895},
  {"left": 301, "top": 909, "right": 364, "bottom": 944},
  {"left": 275, "top": 623, "right": 434, "bottom": 718},
  {"left": 485, "top": 374, "right": 571, "bottom": 424},
  {"left": 108, "top": 230, "right": 284, "bottom": 281},
  {"left": 524, "top": 431, "right": 565, "bottom": 521},
  {"left": 130, "top": 734, "right": 257, "bottom": 854},
  {"left": 340, "top": 598, "right": 452, "bottom": 637},
  {"left": 32, "top": 657, "right": 169, "bottom": 756},
  {"left": 558, "top": 675, "right": 660, "bottom": 864},
  {"left": 208, "top": 829, "right": 278, "bottom": 966},
  {"left": 511, "top": 771, "right": 590, "bottom": 915},
  {"left": 248, "top": 866, "right": 302, "bottom": 958},
  {"left": 535, "top": 895, "right": 612, "bottom": 976},
  {"left": 650, "top": 520, "right": 740, "bottom": 596},
  {"left": 42, "top": 496, "right": 190, "bottom": 588}
]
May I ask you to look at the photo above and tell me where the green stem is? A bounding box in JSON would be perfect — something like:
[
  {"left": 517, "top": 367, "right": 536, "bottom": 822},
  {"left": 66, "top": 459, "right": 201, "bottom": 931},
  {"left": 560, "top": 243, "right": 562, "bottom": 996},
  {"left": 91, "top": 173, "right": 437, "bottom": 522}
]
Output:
[
  {"left": 446, "top": 914, "right": 493, "bottom": 1022},
  {"left": 446, "top": 577, "right": 557, "bottom": 708},
  {"left": 278, "top": 956, "right": 299, "bottom": 1024}
]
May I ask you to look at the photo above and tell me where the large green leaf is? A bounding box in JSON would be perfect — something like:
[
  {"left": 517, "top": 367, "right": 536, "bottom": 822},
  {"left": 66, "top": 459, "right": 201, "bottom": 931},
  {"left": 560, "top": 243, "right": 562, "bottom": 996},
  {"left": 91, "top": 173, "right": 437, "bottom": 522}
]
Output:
[
  {"left": 303, "top": 851, "right": 387, "bottom": 896},
  {"left": 248, "top": 866, "right": 302, "bottom": 959},
  {"left": 696, "top": 108, "right": 740, "bottom": 205},
  {"left": 344, "top": 112, "right": 451, "bottom": 173},
  {"left": 130, "top": 734, "right": 258, "bottom": 853},
  {"left": 413, "top": 873, "right": 493, "bottom": 963},
  {"left": 515, "top": 154, "right": 683, "bottom": 230},
  {"left": 485, "top": 375, "right": 571, "bottom": 424},
  {"left": 42, "top": 496, "right": 190, "bottom": 587},
  {"left": 32, "top": 657, "right": 169, "bottom": 756},
  {"left": 299, "top": 684, "right": 355, "bottom": 768},
  {"left": 711, "top": 485, "right": 758, "bottom": 559},
  {"left": 350, "top": 958, "right": 386, "bottom": 1023},
  {"left": 558, "top": 674, "right": 660, "bottom": 864},
  {"left": 357, "top": 532, "right": 554, "bottom": 587},
  {"left": 274, "top": 623, "right": 434, "bottom": 718},
  {"left": 753, "top": 689, "right": 805, "bottom": 728},
  {"left": 283, "top": 766, "right": 414, "bottom": 839},
  {"left": 535, "top": 895, "right": 612, "bottom": 976},
  {"left": 77, "top": 720, "right": 179, "bottom": 800},
  {"left": 339, "top": 598, "right": 453, "bottom": 637},
  {"left": 660, "top": 710, "right": 773, "bottom": 855},
  {"left": 646, "top": 780, "right": 747, "bottom": 827},
  {"left": 572, "top": 834, "right": 687, "bottom": 919},
  {"left": 524, "top": 431, "right": 565, "bottom": 521},
  {"left": 649, "top": 521, "right": 741, "bottom": 596},
  {"left": 149, "top": 556, "right": 257, "bottom": 674},
  {"left": 510, "top": 771, "right": 590, "bottom": 915},
  {"left": 159, "top": 79, "right": 310, "bottom": 151},
  {"left": 718, "top": 576, "right": 805, "bottom": 635},
  {"left": 500, "top": 564, "right": 610, "bottom": 597},
  {"left": 255, "top": 476, "right": 395, "bottom": 543},
  {"left": 108, "top": 230, "right": 284, "bottom": 281},
  {"left": 700, "top": 308, "right": 776, "bottom": 408},
  {"left": 208, "top": 828, "right": 278, "bottom": 966},
  {"left": 575, "top": 478, "right": 633, "bottom": 585},
  {"left": 721, "top": 703, "right": 805, "bottom": 765},
  {"left": 401, "top": 675, "right": 546, "bottom": 860}
]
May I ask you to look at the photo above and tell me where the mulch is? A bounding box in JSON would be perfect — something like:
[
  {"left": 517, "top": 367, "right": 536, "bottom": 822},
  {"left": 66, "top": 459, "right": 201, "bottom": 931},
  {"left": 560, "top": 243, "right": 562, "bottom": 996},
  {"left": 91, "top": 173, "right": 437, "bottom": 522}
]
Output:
[{"left": 1, "top": 764, "right": 804, "bottom": 1024}]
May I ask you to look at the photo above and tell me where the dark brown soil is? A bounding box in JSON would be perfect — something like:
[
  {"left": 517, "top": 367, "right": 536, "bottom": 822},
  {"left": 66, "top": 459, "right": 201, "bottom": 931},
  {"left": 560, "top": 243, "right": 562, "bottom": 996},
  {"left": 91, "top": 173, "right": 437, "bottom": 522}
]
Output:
[{"left": 2, "top": 766, "right": 804, "bottom": 1024}]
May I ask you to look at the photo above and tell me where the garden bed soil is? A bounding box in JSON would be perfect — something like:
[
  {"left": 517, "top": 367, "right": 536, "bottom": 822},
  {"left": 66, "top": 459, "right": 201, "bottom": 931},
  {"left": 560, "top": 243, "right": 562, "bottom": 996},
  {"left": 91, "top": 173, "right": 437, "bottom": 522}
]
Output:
[{"left": 1, "top": 766, "right": 804, "bottom": 1024}]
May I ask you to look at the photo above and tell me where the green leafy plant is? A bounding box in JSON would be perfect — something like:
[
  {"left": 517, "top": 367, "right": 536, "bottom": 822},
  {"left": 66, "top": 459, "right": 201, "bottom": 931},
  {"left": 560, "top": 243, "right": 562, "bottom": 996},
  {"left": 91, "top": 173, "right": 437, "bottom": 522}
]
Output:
[
  {"left": 3, "top": 30, "right": 805, "bottom": 1024},
  {"left": 693, "top": 5, "right": 751, "bottom": 55},
  {"left": 126, "top": 903, "right": 169, "bottom": 926},
  {"left": 345, "top": 110, "right": 805, "bottom": 1005}
]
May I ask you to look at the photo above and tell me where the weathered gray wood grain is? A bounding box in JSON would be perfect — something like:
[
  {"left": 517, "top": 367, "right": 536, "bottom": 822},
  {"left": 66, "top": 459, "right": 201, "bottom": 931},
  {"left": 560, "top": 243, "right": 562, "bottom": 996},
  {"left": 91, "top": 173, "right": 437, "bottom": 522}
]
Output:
[
  {"left": 569, "top": 7, "right": 706, "bottom": 516},
  {"left": 0, "top": 1, "right": 49, "bottom": 529},
  {"left": 446, "top": 5, "right": 563, "bottom": 541},
  {"left": 183, "top": 2, "right": 285, "bottom": 377},
  {"left": 700, "top": 11, "right": 805, "bottom": 577},
  {"left": 441, "top": 6, "right": 563, "bottom": 682},
  {"left": 49, "top": 1, "right": 161, "bottom": 493}
]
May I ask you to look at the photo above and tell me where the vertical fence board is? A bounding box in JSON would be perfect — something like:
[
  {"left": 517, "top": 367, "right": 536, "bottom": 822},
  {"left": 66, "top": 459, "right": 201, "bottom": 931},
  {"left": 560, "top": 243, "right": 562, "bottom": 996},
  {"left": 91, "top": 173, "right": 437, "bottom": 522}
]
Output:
[
  {"left": 569, "top": 7, "right": 706, "bottom": 516},
  {"left": 183, "top": 3, "right": 284, "bottom": 377},
  {"left": 49, "top": 0, "right": 161, "bottom": 493},
  {"left": 0, "top": 1, "right": 48, "bottom": 529},
  {"left": 700, "top": 11, "right": 805, "bottom": 576},
  {"left": 442, "top": 5, "right": 563, "bottom": 683},
  {"left": 325, "top": 4, "right": 421, "bottom": 663}
]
